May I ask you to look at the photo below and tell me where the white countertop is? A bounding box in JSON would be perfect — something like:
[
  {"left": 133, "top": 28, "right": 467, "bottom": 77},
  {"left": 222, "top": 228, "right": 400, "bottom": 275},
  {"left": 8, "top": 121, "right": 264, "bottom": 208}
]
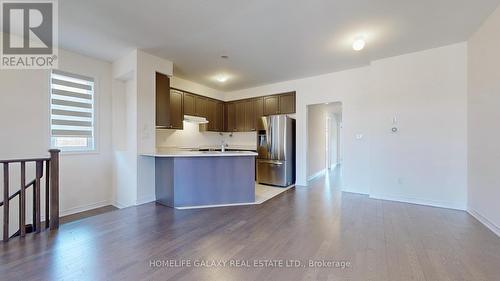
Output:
[
  {"left": 171, "top": 145, "right": 257, "bottom": 151},
  {"left": 142, "top": 150, "right": 258, "bottom": 157}
]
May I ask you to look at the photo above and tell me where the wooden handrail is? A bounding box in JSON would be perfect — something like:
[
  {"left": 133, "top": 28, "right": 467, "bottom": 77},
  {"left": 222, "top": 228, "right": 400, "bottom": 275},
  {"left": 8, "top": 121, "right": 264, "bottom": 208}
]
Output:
[
  {"left": 1, "top": 149, "right": 60, "bottom": 242},
  {"left": 0, "top": 157, "right": 50, "bottom": 164}
]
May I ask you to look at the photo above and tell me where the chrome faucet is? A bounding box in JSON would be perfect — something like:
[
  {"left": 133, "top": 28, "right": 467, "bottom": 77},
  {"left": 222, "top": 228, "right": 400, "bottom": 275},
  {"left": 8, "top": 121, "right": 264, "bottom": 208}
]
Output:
[{"left": 221, "top": 139, "right": 226, "bottom": 152}]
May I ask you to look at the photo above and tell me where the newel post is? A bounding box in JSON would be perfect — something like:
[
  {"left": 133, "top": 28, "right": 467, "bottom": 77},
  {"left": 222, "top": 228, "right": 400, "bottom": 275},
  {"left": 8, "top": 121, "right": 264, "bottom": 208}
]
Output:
[{"left": 49, "top": 149, "right": 60, "bottom": 230}]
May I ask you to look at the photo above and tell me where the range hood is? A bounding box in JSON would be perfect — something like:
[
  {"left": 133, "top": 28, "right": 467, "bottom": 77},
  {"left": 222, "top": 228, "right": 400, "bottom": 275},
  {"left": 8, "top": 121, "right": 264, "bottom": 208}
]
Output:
[{"left": 184, "top": 115, "right": 209, "bottom": 124}]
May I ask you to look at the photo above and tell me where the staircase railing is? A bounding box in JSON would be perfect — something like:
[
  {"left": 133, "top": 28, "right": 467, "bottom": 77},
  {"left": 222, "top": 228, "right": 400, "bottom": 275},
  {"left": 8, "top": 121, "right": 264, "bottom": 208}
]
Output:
[{"left": 1, "top": 149, "right": 60, "bottom": 242}]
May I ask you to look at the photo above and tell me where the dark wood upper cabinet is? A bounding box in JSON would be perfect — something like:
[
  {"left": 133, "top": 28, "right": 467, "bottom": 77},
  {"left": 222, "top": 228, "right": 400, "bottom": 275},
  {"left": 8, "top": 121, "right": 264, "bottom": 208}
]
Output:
[
  {"left": 263, "top": 92, "right": 296, "bottom": 116},
  {"left": 162, "top": 88, "right": 295, "bottom": 132},
  {"left": 195, "top": 96, "right": 207, "bottom": 117},
  {"left": 244, "top": 100, "right": 256, "bottom": 131},
  {"left": 223, "top": 103, "right": 228, "bottom": 131},
  {"left": 226, "top": 102, "right": 236, "bottom": 132},
  {"left": 169, "top": 89, "right": 184, "bottom": 129},
  {"left": 156, "top": 73, "right": 186, "bottom": 130},
  {"left": 235, "top": 101, "right": 246, "bottom": 132},
  {"left": 216, "top": 102, "right": 224, "bottom": 132},
  {"left": 254, "top": 97, "right": 264, "bottom": 129},
  {"left": 279, "top": 92, "right": 296, "bottom": 114},
  {"left": 205, "top": 99, "right": 217, "bottom": 131},
  {"left": 183, "top": 93, "right": 196, "bottom": 116},
  {"left": 156, "top": 72, "right": 184, "bottom": 129},
  {"left": 155, "top": 72, "right": 170, "bottom": 128},
  {"left": 263, "top": 95, "right": 280, "bottom": 115}
]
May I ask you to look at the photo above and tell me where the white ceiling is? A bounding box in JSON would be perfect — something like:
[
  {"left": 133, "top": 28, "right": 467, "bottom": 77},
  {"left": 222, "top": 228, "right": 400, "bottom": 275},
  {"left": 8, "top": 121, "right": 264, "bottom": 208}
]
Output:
[{"left": 59, "top": 0, "right": 500, "bottom": 91}]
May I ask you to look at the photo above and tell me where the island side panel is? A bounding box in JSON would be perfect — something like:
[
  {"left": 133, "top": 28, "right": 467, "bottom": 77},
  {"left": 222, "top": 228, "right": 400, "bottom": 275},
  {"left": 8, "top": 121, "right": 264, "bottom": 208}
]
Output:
[
  {"left": 173, "top": 156, "right": 255, "bottom": 207},
  {"left": 155, "top": 157, "right": 175, "bottom": 207}
]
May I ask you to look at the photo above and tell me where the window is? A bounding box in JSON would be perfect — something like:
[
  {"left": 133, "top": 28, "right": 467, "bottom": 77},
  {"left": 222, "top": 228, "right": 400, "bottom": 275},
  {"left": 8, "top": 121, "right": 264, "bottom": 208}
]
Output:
[{"left": 50, "top": 70, "right": 95, "bottom": 152}]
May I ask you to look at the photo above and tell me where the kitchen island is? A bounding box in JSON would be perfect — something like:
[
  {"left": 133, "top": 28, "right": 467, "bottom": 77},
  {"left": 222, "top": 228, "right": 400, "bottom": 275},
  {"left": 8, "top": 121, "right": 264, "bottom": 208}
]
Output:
[{"left": 143, "top": 151, "right": 258, "bottom": 208}]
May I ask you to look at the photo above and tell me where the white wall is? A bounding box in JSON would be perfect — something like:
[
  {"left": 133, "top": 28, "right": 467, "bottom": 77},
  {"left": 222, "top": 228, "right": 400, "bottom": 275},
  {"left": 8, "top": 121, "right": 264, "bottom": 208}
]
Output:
[
  {"left": 171, "top": 76, "right": 225, "bottom": 101},
  {"left": 368, "top": 44, "right": 467, "bottom": 209},
  {"left": 307, "top": 103, "right": 343, "bottom": 180},
  {"left": 0, "top": 49, "right": 113, "bottom": 237},
  {"left": 329, "top": 106, "right": 342, "bottom": 168},
  {"left": 307, "top": 104, "right": 328, "bottom": 179},
  {"left": 111, "top": 50, "right": 175, "bottom": 207},
  {"left": 226, "top": 43, "right": 468, "bottom": 210},
  {"left": 137, "top": 51, "right": 174, "bottom": 154},
  {"left": 112, "top": 79, "right": 138, "bottom": 207},
  {"left": 467, "top": 5, "right": 500, "bottom": 235},
  {"left": 136, "top": 51, "right": 174, "bottom": 204},
  {"left": 112, "top": 50, "right": 138, "bottom": 207}
]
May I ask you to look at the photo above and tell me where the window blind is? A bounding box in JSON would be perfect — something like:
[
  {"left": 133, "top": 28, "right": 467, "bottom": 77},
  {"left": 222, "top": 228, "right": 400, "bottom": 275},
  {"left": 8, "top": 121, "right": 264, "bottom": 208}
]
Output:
[{"left": 50, "top": 70, "right": 95, "bottom": 140}]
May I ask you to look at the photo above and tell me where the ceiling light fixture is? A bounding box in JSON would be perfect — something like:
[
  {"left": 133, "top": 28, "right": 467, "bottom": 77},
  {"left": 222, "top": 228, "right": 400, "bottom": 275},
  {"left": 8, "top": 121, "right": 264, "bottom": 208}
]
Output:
[
  {"left": 215, "top": 74, "right": 229, "bottom": 83},
  {"left": 352, "top": 37, "right": 366, "bottom": 51}
]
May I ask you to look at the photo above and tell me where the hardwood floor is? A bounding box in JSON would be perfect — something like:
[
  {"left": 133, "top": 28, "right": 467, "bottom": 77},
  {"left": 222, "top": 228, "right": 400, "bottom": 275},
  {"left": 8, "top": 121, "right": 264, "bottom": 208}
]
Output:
[{"left": 1, "top": 168, "right": 499, "bottom": 281}]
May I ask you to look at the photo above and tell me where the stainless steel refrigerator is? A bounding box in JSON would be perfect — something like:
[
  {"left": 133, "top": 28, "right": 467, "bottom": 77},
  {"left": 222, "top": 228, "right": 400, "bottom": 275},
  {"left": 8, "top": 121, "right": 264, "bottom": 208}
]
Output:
[{"left": 256, "top": 115, "right": 296, "bottom": 187}]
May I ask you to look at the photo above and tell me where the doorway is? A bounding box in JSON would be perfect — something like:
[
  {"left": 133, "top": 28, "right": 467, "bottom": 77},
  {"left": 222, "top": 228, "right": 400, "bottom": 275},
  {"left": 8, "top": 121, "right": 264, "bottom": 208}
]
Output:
[{"left": 306, "top": 102, "right": 342, "bottom": 182}]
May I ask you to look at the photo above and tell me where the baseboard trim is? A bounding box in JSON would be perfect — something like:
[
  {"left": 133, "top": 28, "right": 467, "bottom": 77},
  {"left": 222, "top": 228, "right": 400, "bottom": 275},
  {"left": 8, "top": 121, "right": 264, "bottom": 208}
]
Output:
[
  {"left": 59, "top": 200, "right": 111, "bottom": 217},
  {"left": 467, "top": 208, "right": 500, "bottom": 237},
  {"left": 112, "top": 200, "right": 130, "bottom": 209},
  {"left": 111, "top": 196, "right": 156, "bottom": 209},
  {"left": 136, "top": 195, "right": 156, "bottom": 206},
  {"left": 369, "top": 193, "right": 466, "bottom": 211},
  {"left": 341, "top": 188, "right": 369, "bottom": 195},
  {"left": 307, "top": 169, "right": 326, "bottom": 182}
]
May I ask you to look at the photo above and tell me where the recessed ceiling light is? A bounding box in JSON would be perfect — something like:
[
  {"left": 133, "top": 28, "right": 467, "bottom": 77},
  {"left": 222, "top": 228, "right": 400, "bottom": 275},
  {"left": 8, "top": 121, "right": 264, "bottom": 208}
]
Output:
[{"left": 352, "top": 37, "right": 366, "bottom": 51}]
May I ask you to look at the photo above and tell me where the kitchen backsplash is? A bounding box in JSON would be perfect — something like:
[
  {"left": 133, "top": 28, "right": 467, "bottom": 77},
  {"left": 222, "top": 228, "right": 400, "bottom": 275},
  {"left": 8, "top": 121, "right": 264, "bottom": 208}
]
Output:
[{"left": 156, "top": 121, "right": 257, "bottom": 150}]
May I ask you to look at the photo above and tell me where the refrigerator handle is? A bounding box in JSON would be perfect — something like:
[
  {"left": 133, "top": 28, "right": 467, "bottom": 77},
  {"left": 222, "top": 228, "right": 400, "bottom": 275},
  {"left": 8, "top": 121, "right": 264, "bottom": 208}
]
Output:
[{"left": 267, "top": 118, "right": 272, "bottom": 155}]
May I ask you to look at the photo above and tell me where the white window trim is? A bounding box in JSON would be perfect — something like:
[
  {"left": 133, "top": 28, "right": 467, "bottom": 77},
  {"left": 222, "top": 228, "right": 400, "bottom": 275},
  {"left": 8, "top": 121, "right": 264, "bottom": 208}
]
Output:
[{"left": 48, "top": 70, "right": 100, "bottom": 155}]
